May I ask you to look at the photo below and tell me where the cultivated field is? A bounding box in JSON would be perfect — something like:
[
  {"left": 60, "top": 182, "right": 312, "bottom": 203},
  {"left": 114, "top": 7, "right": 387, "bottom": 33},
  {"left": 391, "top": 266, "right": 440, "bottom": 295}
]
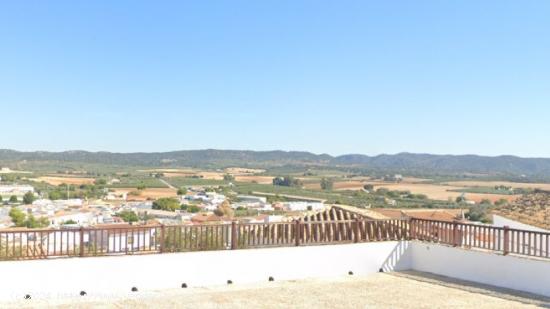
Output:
[
  {"left": 112, "top": 188, "right": 177, "bottom": 200},
  {"left": 225, "top": 167, "right": 266, "bottom": 175},
  {"left": 138, "top": 169, "right": 198, "bottom": 178},
  {"left": 139, "top": 167, "right": 265, "bottom": 179},
  {"left": 303, "top": 182, "right": 321, "bottom": 190},
  {"left": 444, "top": 181, "right": 550, "bottom": 191},
  {"left": 333, "top": 181, "right": 368, "bottom": 191},
  {"left": 30, "top": 176, "right": 96, "bottom": 186},
  {"left": 235, "top": 175, "right": 274, "bottom": 184},
  {"left": 197, "top": 172, "right": 224, "bottom": 180},
  {"left": 364, "top": 182, "right": 519, "bottom": 203},
  {"left": 162, "top": 172, "right": 197, "bottom": 178},
  {"left": 158, "top": 171, "right": 225, "bottom": 179},
  {"left": 328, "top": 177, "right": 432, "bottom": 192}
]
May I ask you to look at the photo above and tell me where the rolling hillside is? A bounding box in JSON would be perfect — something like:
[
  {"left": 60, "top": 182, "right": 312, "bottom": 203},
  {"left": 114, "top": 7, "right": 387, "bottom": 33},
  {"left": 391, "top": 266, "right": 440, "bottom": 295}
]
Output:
[{"left": 1, "top": 149, "right": 550, "bottom": 179}]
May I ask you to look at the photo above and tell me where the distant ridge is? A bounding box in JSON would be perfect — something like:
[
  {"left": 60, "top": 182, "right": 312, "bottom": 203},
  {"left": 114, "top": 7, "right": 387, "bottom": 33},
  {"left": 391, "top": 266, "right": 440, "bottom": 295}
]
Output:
[{"left": 1, "top": 149, "right": 550, "bottom": 178}]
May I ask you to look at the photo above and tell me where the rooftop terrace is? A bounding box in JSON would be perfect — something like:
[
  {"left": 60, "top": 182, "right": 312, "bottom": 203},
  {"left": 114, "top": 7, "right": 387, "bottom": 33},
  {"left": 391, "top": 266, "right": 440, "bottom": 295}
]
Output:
[
  {"left": 2, "top": 272, "right": 549, "bottom": 308},
  {"left": 0, "top": 217, "right": 549, "bottom": 306}
]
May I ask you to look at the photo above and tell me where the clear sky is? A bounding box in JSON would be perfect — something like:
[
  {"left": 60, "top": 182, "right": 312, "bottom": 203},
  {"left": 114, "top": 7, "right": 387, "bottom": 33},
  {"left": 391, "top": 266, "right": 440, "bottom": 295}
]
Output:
[{"left": 1, "top": 1, "right": 549, "bottom": 157}]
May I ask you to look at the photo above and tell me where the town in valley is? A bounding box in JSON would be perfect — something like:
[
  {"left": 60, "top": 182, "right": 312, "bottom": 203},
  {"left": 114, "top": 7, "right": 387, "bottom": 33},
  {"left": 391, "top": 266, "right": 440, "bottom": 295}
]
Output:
[{"left": 1, "top": 152, "right": 548, "bottom": 232}]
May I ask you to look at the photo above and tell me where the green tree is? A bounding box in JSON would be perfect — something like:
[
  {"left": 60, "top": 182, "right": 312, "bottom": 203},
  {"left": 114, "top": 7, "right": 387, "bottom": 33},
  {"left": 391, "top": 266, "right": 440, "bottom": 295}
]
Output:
[
  {"left": 25, "top": 215, "right": 50, "bottom": 228},
  {"left": 9, "top": 195, "right": 18, "bottom": 203},
  {"left": 1, "top": 174, "right": 16, "bottom": 183},
  {"left": 63, "top": 219, "right": 77, "bottom": 225},
  {"left": 363, "top": 184, "right": 374, "bottom": 191},
  {"left": 117, "top": 210, "right": 139, "bottom": 223},
  {"left": 320, "top": 178, "right": 333, "bottom": 191},
  {"left": 9, "top": 208, "right": 49, "bottom": 228},
  {"left": 152, "top": 198, "right": 180, "bottom": 211},
  {"left": 223, "top": 174, "right": 235, "bottom": 182},
  {"left": 480, "top": 199, "right": 492, "bottom": 205},
  {"left": 94, "top": 179, "right": 107, "bottom": 186},
  {"left": 49, "top": 190, "right": 63, "bottom": 200},
  {"left": 387, "top": 191, "right": 400, "bottom": 198},
  {"left": 9, "top": 207, "right": 26, "bottom": 226},
  {"left": 187, "top": 205, "right": 200, "bottom": 213},
  {"left": 23, "top": 192, "right": 36, "bottom": 205},
  {"left": 177, "top": 187, "right": 187, "bottom": 196},
  {"left": 416, "top": 194, "right": 428, "bottom": 200},
  {"left": 0, "top": 195, "right": 3, "bottom": 203},
  {"left": 465, "top": 204, "right": 492, "bottom": 223},
  {"left": 272, "top": 176, "right": 302, "bottom": 187},
  {"left": 137, "top": 184, "right": 146, "bottom": 190}
]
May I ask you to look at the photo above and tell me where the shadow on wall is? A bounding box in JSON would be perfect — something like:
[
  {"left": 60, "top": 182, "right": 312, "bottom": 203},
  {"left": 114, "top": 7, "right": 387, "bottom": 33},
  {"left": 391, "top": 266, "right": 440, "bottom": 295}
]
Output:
[{"left": 381, "top": 241, "right": 412, "bottom": 272}]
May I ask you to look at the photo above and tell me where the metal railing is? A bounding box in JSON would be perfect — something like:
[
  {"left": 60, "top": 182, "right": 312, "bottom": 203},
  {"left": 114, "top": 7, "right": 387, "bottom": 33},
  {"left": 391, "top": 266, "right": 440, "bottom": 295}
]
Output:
[{"left": 1, "top": 218, "right": 549, "bottom": 261}]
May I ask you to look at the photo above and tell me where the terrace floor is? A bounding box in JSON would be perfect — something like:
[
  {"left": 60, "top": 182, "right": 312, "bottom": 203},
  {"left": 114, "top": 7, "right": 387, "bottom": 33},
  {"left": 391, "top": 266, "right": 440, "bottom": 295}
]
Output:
[{"left": 4, "top": 271, "right": 549, "bottom": 309}]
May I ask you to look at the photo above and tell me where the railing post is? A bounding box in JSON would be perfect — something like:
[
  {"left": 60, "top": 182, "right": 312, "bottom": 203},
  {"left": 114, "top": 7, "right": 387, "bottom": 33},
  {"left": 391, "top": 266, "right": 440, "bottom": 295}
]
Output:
[
  {"left": 409, "top": 219, "right": 415, "bottom": 240},
  {"left": 503, "top": 225, "right": 510, "bottom": 255},
  {"left": 159, "top": 224, "right": 165, "bottom": 253},
  {"left": 353, "top": 218, "right": 360, "bottom": 243},
  {"left": 295, "top": 220, "right": 301, "bottom": 246},
  {"left": 79, "top": 226, "right": 85, "bottom": 257},
  {"left": 231, "top": 221, "right": 237, "bottom": 250},
  {"left": 452, "top": 221, "right": 458, "bottom": 247}
]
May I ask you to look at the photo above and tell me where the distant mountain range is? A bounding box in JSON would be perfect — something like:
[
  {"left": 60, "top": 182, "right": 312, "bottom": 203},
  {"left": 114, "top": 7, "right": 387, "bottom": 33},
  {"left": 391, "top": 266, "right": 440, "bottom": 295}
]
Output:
[{"left": 1, "top": 149, "right": 550, "bottom": 179}]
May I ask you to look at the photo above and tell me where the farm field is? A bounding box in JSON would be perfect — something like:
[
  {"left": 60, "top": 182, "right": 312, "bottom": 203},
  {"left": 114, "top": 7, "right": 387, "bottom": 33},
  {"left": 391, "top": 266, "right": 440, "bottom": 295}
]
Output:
[
  {"left": 234, "top": 175, "right": 274, "bottom": 184},
  {"left": 303, "top": 182, "right": 321, "bottom": 190},
  {"left": 108, "top": 177, "right": 168, "bottom": 188},
  {"left": 327, "top": 177, "right": 432, "bottom": 192},
  {"left": 12, "top": 161, "right": 540, "bottom": 208},
  {"left": 162, "top": 172, "right": 197, "bottom": 178},
  {"left": 363, "top": 182, "right": 519, "bottom": 203},
  {"left": 112, "top": 188, "right": 177, "bottom": 200},
  {"left": 225, "top": 167, "right": 266, "bottom": 174},
  {"left": 197, "top": 172, "right": 224, "bottom": 180},
  {"left": 444, "top": 181, "right": 550, "bottom": 191},
  {"left": 138, "top": 169, "right": 201, "bottom": 178},
  {"left": 400, "top": 177, "right": 432, "bottom": 183},
  {"left": 30, "top": 176, "right": 96, "bottom": 186},
  {"left": 333, "top": 181, "right": 368, "bottom": 191},
  {"left": 138, "top": 169, "right": 195, "bottom": 173},
  {"left": 237, "top": 176, "right": 522, "bottom": 204},
  {"left": 162, "top": 177, "right": 227, "bottom": 188}
]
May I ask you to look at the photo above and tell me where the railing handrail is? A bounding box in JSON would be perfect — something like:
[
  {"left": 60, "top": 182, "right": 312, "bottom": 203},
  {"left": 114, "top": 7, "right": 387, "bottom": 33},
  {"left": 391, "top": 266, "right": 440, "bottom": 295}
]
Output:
[
  {"left": 1, "top": 217, "right": 550, "bottom": 261},
  {"left": 410, "top": 218, "right": 550, "bottom": 237},
  {"left": 410, "top": 217, "right": 550, "bottom": 259},
  {"left": 0, "top": 218, "right": 407, "bottom": 233}
]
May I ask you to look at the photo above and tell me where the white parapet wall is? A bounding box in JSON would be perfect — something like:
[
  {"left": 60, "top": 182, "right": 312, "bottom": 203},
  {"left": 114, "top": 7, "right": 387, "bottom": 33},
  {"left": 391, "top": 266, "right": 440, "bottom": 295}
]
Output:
[
  {"left": 2, "top": 241, "right": 550, "bottom": 300},
  {"left": 410, "top": 242, "right": 550, "bottom": 297},
  {"left": 0, "top": 241, "right": 411, "bottom": 300}
]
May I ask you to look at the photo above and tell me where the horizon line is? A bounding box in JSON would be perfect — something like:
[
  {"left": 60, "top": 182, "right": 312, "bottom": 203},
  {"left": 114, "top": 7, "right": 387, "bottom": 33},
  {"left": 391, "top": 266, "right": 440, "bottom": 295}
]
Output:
[{"left": 0, "top": 148, "right": 548, "bottom": 160}]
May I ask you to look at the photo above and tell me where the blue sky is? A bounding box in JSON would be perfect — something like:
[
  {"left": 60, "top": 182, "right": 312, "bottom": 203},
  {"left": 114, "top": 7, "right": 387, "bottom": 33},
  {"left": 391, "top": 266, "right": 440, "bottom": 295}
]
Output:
[{"left": 1, "top": 1, "right": 549, "bottom": 157}]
